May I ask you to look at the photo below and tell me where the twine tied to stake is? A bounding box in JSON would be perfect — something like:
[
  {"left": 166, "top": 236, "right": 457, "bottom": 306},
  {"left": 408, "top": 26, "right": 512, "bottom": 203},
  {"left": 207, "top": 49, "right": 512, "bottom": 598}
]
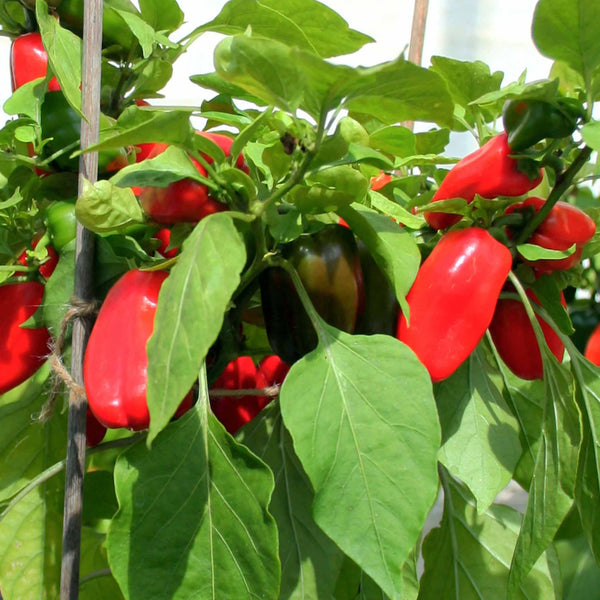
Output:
[{"left": 38, "top": 297, "right": 98, "bottom": 423}]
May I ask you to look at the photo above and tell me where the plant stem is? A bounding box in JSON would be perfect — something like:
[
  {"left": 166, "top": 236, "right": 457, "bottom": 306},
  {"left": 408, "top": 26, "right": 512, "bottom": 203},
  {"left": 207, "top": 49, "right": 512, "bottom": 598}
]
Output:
[{"left": 516, "top": 145, "right": 593, "bottom": 245}]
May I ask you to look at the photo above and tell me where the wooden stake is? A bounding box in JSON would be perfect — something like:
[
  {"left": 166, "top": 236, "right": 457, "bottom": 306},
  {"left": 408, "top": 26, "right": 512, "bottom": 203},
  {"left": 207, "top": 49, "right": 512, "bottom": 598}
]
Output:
[{"left": 59, "top": 0, "right": 102, "bottom": 597}]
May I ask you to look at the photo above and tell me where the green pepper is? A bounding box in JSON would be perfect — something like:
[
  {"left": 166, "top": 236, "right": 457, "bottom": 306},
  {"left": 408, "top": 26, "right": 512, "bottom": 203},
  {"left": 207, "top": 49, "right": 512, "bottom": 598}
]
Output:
[
  {"left": 40, "top": 91, "right": 127, "bottom": 174},
  {"left": 260, "top": 224, "right": 363, "bottom": 364},
  {"left": 502, "top": 98, "right": 581, "bottom": 151},
  {"left": 354, "top": 239, "right": 399, "bottom": 336},
  {"left": 44, "top": 200, "right": 77, "bottom": 251}
]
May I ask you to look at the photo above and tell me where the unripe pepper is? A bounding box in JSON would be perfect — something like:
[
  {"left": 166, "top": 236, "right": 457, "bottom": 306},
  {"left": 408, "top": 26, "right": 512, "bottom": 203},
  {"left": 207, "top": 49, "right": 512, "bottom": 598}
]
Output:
[
  {"left": 0, "top": 282, "right": 51, "bottom": 395},
  {"left": 83, "top": 269, "right": 193, "bottom": 430},
  {"left": 260, "top": 224, "right": 364, "bottom": 365},
  {"left": 10, "top": 32, "right": 60, "bottom": 92},
  {"left": 397, "top": 228, "right": 512, "bottom": 382},
  {"left": 502, "top": 98, "right": 581, "bottom": 151},
  {"left": 424, "top": 133, "right": 543, "bottom": 230},
  {"left": 506, "top": 196, "right": 596, "bottom": 273},
  {"left": 489, "top": 287, "right": 565, "bottom": 380}
]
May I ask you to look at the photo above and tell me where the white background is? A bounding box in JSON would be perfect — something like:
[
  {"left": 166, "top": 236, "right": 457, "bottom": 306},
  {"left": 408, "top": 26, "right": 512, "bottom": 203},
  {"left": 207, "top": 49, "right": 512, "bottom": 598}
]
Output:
[{"left": 0, "top": 0, "right": 552, "bottom": 135}]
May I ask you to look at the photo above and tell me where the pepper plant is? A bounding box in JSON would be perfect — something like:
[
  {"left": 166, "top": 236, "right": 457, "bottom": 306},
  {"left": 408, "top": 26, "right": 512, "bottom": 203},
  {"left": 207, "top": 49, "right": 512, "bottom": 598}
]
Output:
[{"left": 1, "top": 0, "right": 600, "bottom": 599}]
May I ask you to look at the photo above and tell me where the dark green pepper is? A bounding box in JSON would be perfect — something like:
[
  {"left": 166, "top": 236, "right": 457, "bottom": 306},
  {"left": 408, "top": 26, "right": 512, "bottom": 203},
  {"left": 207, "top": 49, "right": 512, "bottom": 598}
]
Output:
[
  {"left": 260, "top": 224, "right": 363, "bottom": 364},
  {"left": 502, "top": 98, "right": 581, "bottom": 151},
  {"left": 40, "top": 91, "right": 127, "bottom": 174},
  {"left": 354, "top": 240, "right": 399, "bottom": 336}
]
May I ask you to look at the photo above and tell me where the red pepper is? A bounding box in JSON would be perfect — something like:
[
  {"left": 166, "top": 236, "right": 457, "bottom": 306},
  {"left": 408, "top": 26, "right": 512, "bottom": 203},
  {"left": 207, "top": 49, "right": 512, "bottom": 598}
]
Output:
[
  {"left": 83, "top": 269, "right": 193, "bottom": 430},
  {"left": 0, "top": 281, "right": 51, "bottom": 395},
  {"left": 424, "top": 133, "right": 543, "bottom": 230},
  {"left": 17, "top": 236, "right": 59, "bottom": 280},
  {"left": 397, "top": 228, "right": 512, "bottom": 382},
  {"left": 10, "top": 32, "right": 60, "bottom": 92},
  {"left": 210, "top": 356, "right": 267, "bottom": 434},
  {"left": 370, "top": 171, "right": 392, "bottom": 191},
  {"left": 153, "top": 228, "right": 179, "bottom": 258},
  {"left": 584, "top": 323, "right": 600, "bottom": 366},
  {"left": 489, "top": 288, "right": 565, "bottom": 379},
  {"left": 257, "top": 355, "right": 290, "bottom": 410},
  {"left": 86, "top": 409, "right": 107, "bottom": 447},
  {"left": 198, "top": 131, "right": 249, "bottom": 173},
  {"left": 138, "top": 142, "right": 226, "bottom": 224},
  {"left": 506, "top": 196, "right": 596, "bottom": 273}
]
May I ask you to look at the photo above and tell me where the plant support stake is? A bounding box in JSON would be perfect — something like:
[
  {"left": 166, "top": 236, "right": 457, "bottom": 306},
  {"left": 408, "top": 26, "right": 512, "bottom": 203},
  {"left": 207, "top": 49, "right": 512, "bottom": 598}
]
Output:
[{"left": 59, "top": 0, "right": 103, "bottom": 598}]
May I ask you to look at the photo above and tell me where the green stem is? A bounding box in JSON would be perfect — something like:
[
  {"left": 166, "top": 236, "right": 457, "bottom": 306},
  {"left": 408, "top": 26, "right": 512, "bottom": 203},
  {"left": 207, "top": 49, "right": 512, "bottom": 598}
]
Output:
[{"left": 516, "top": 145, "right": 593, "bottom": 245}]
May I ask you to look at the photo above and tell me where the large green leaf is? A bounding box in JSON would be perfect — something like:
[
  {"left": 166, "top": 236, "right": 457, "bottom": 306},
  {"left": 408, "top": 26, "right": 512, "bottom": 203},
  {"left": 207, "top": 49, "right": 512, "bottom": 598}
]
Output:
[
  {"left": 0, "top": 365, "right": 67, "bottom": 600},
  {"left": 107, "top": 387, "right": 280, "bottom": 600},
  {"left": 508, "top": 349, "right": 581, "bottom": 593},
  {"left": 419, "top": 475, "right": 560, "bottom": 599},
  {"left": 280, "top": 326, "right": 440, "bottom": 598},
  {"left": 146, "top": 213, "right": 246, "bottom": 443},
  {"left": 36, "top": 0, "right": 82, "bottom": 114},
  {"left": 200, "top": 0, "right": 373, "bottom": 58},
  {"left": 436, "top": 347, "right": 522, "bottom": 513},
  {"left": 533, "top": 0, "right": 600, "bottom": 88},
  {"left": 242, "top": 403, "right": 345, "bottom": 600}
]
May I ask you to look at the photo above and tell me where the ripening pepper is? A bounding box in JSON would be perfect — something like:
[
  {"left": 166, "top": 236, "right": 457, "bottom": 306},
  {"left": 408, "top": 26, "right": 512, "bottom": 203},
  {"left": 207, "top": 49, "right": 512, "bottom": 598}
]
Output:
[
  {"left": 354, "top": 239, "right": 399, "bottom": 336},
  {"left": 502, "top": 98, "right": 581, "bottom": 151},
  {"left": 506, "top": 196, "right": 596, "bottom": 273},
  {"left": 489, "top": 287, "right": 565, "bottom": 379},
  {"left": 260, "top": 224, "right": 364, "bottom": 365},
  {"left": 83, "top": 269, "right": 193, "bottom": 430},
  {"left": 10, "top": 32, "right": 60, "bottom": 92},
  {"left": 0, "top": 281, "right": 51, "bottom": 395},
  {"left": 424, "top": 133, "right": 543, "bottom": 230},
  {"left": 397, "top": 227, "right": 512, "bottom": 382}
]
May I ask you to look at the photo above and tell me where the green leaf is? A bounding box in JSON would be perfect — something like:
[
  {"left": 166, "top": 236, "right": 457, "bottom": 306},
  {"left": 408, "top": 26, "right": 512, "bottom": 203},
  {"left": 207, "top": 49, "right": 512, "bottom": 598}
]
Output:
[
  {"left": 280, "top": 327, "right": 440, "bottom": 598},
  {"left": 76, "top": 179, "right": 146, "bottom": 234},
  {"left": 436, "top": 347, "right": 522, "bottom": 513},
  {"left": 369, "top": 191, "right": 424, "bottom": 229},
  {"left": 508, "top": 349, "right": 581, "bottom": 593},
  {"left": 419, "top": 475, "right": 560, "bottom": 599},
  {"left": 147, "top": 213, "right": 246, "bottom": 443},
  {"left": 111, "top": 146, "right": 210, "bottom": 188},
  {"left": 86, "top": 107, "right": 193, "bottom": 153},
  {"left": 139, "top": 0, "right": 183, "bottom": 33},
  {"left": 555, "top": 535, "right": 600, "bottom": 600},
  {"left": 113, "top": 9, "right": 156, "bottom": 58},
  {"left": 0, "top": 365, "right": 67, "bottom": 600},
  {"left": 337, "top": 203, "right": 421, "bottom": 315},
  {"left": 415, "top": 128, "right": 451, "bottom": 156},
  {"left": 343, "top": 59, "right": 455, "bottom": 128},
  {"left": 36, "top": 0, "right": 82, "bottom": 114},
  {"left": 3, "top": 80, "right": 45, "bottom": 119},
  {"left": 581, "top": 121, "right": 600, "bottom": 151},
  {"left": 107, "top": 385, "right": 280, "bottom": 599},
  {"left": 532, "top": 0, "right": 600, "bottom": 88},
  {"left": 369, "top": 126, "right": 416, "bottom": 158},
  {"left": 570, "top": 353, "right": 600, "bottom": 562},
  {"left": 200, "top": 0, "right": 373, "bottom": 58},
  {"left": 517, "top": 242, "right": 576, "bottom": 261},
  {"left": 241, "top": 403, "right": 345, "bottom": 599},
  {"left": 80, "top": 527, "right": 124, "bottom": 600}
]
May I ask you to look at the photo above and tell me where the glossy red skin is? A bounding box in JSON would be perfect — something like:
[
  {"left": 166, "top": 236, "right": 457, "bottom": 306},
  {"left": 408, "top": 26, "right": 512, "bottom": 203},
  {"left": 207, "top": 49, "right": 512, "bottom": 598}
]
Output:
[
  {"left": 397, "top": 228, "right": 512, "bottom": 382},
  {"left": 84, "top": 269, "right": 193, "bottom": 430},
  {"left": 489, "top": 289, "right": 565, "bottom": 379},
  {"left": 154, "top": 228, "right": 179, "bottom": 258},
  {"left": 585, "top": 323, "right": 600, "bottom": 366},
  {"left": 257, "top": 355, "right": 290, "bottom": 410},
  {"left": 10, "top": 33, "right": 60, "bottom": 92},
  {"left": 424, "top": 133, "right": 543, "bottom": 230},
  {"left": 197, "top": 131, "right": 249, "bottom": 173},
  {"left": 506, "top": 196, "right": 596, "bottom": 273},
  {"left": 0, "top": 282, "right": 51, "bottom": 394},
  {"left": 18, "top": 237, "right": 59, "bottom": 280},
  {"left": 138, "top": 143, "right": 226, "bottom": 224},
  {"left": 370, "top": 171, "right": 392, "bottom": 191},
  {"left": 86, "top": 409, "right": 107, "bottom": 447},
  {"left": 210, "top": 356, "right": 267, "bottom": 434}
]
